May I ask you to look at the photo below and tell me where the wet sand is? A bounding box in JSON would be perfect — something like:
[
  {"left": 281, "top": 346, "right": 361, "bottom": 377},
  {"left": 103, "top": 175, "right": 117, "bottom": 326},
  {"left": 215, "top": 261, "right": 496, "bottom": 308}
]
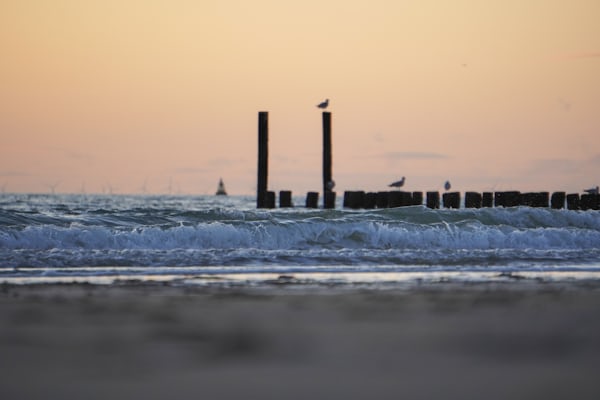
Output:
[{"left": 1, "top": 280, "right": 600, "bottom": 399}]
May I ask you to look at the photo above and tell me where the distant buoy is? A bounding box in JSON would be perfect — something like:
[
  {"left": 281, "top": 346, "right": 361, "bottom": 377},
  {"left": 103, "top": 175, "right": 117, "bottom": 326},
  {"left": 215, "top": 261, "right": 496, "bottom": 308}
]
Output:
[{"left": 216, "top": 178, "right": 227, "bottom": 196}]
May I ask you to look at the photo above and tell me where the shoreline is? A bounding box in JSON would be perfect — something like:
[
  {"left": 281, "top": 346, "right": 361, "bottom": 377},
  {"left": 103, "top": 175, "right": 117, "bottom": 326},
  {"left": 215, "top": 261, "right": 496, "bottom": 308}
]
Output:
[
  {"left": 2, "top": 280, "right": 600, "bottom": 399},
  {"left": 4, "top": 268, "right": 600, "bottom": 287}
]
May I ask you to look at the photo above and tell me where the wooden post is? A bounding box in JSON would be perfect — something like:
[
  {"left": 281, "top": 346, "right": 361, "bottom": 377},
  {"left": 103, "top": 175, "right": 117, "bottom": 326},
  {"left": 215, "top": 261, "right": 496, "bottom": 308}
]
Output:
[
  {"left": 412, "top": 191, "right": 423, "bottom": 206},
  {"left": 536, "top": 192, "right": 549, "bottom": 208},
  {"left": 482, "top": 192, "right": 493, "bottom": 207},
  {"left": 442, "top": 192, "right": 461, "bottom": 209},
  {"left": 343, "top": 191, "right": 365, "bottom": 209},
  {"left": 376, "top": 191, "right": 389, "bottom": 208},
  {"left": 279, "top": 190, "right": 292, "bottom": 208},
  {"left": 551, "top": 192, "right": 566, "bottom": 209},
  {"left": 364, "top": 192, "right": 377, "bottom": 209},
  {"left": 388, "top": 191, "right": 412, "bottom": 207},
  {"left": 306, "top": 192, "right": 319, "bottom": 208},
  {"left": 324, "top": 191, "right": 336, "bottom": 209},
  {"left": 343, "top": 191, "right": 351, "bottom": 208},
  {"left": 580, "top": 194, "right": 600, "bottom": 210},
  {"left": 465, "top": 192, "right": 482, "bottom": 208},
  {"left": 257, "top": 111, "right": 269, "bottom": 208},
  {"left": 388, "top": 191, "right": 401, "bottom": 208},
  {"left": 566, "top": 193, "right": 580, "bottom": 210},
  {"left": 322, "top": 112, "right": 335, "bottom": 209},
  {"left": 426, "top": 191, "right": 440, "bottom": 209},
  {"left": 495, "top": 191, "right": 520, "bottom": 208},
  {"left": 266, "top": 191, "right": 275, "bottom": 209}
]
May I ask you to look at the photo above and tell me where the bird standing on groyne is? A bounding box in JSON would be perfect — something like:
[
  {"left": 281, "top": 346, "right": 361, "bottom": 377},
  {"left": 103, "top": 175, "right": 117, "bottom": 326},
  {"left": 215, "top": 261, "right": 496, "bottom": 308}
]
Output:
[
  {"left": 584, "top": 186, "right": 599, "bottom": 194},
  {"left": 317, "top": 99, "right": 329, "bottom": 109},
  {"left": 388, "top": 177, "right": 405, "bottom": 188}
]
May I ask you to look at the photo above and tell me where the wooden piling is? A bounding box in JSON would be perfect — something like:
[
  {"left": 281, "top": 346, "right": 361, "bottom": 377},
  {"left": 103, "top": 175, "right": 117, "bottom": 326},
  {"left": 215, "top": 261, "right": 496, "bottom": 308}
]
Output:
[
  {"left": 482, "top": 192, "right": 493, "bottom": 207},
  {"left": 495, "top": 191, "right": 520, "bottom": 208},
  {"left": 442, "top": 192, "right": 461, "bottom": 209},
  {"left": 324, "top": 191, "right": 336, "bottom": 209},
  {"left": 465, "top": 192, "right": 482, "bottom": 208},
  {"left": 412, "top": 191, "right": 423, "bottom": 206},
  {"left": 364, "top": 192, "right": 377, "bottom": 209},
  {"left": 376, "top": 191, "right": 389, "bottom": 208},
  {"left": 566, "top": 193, "right": 580, "bottom": 210},
  {"left": 306, "top": 192, "right": 319, "bottom": 208},
  {"left": 257, "top": 111, "right": 269, "bottom": 208},
  {"left": 344, "top": 191, "right": 365, "bottom": 209},
  {"left": 426, "top": 191, "right": 440, "bottom": 209},
  {"left": 266, "top": 191, "right": 275, "bottom": 209},
  {"left": 520, "top": 192, "right": 549, "bottom": 208},
  {"left": 537, "top": 192, "right": 549, "bottom": 208},
  {"left": 389, "top": 191, "right": 412, "bottom": 208},
  {"left": 279, "top": 190, "right": 293, "bottom": 208},
  {"left": 505, "top": 191, "right": 521, "bottom": 207},
  {"left": 551, "top": 192, "right": 566, "bottom": 209},
  {"left": 388, "top": 191, "right": 401, "bottom": 208},
  {"left": 322, "top": 112, "right": 334, "bottom": 209},
  {"left": 580, "top": 194, "right": 600, "bottom": 211}
]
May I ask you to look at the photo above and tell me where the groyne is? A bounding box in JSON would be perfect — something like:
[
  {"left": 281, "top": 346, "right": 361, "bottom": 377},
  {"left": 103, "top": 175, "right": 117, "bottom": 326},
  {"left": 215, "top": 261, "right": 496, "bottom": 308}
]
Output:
[{"left": 255, "top": 111, "right": 598, "bottom": 211}]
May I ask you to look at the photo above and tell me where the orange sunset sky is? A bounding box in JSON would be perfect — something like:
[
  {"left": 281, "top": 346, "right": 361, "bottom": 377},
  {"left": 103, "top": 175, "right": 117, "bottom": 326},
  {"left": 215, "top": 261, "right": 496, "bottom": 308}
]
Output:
[{"left": 1, "top": 0, "right": 599, "bottom": 195}]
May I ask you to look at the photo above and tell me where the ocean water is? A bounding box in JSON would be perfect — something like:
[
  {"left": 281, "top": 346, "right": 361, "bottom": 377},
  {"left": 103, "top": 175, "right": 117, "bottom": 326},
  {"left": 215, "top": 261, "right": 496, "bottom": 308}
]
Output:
[{"left": 1, "top": 193, "right": 600, "bottom": 285}]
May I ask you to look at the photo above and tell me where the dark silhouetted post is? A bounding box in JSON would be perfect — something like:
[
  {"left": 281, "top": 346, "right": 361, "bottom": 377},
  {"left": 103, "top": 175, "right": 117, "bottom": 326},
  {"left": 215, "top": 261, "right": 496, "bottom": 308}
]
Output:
[
  {"left": 364, "top": 192, "right": 377, "bottom": 209},
  {"left": 343, "top": 191, "right": 365, "bottom": 209},
  {"left": 324, "top": 191, "right": 336, "bottom": 209},
  {"left": 412, "top": 192, "right": 423, "bottom": 206},
  {"left": 566, "top": 193, "right": 580, "bottom": 210},
  {"left": 306, "top": 192, "right": 319, "bottom": 208},
  {"left": 465, "top": 192, "right": 482, "bottom": 208},
  {"left": 322, "top": 112, "right": 335, "bottom": 208},
  {"left": 257, "top": 111, "right": 269, "bottom": 208},
  {"left": 376, "top": 191, "right": 389, "bottom": 208},
  {"left": 443, "top": 192, "right": 461, "bottom": 209},
  {"left": 482, "top": 192, "right": 493, "bottom": 207},
  {"left": 580, "top": 194, "right": 600, "bottom": 210},
  {"left": 551, "top": 192, "right": 566, "bottom": 209},
  {"left": 426, "top": 191, "right": 440, "bottom": 209},
  {"left": 266, "top": 191, "right": 275, "bottom": 209},
  {"left": 495, "top": 191, "right": 520, "bottom": 207},
  {"left": 389, "top": 191, "right": 412, "bottom": 208},
  {"left": 279, "top": 190, "right": 293, "bottom": 207}
]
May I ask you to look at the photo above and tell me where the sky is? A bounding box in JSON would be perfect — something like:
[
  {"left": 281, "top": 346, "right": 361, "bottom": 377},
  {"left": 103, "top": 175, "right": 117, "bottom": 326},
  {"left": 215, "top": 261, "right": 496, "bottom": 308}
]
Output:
[{"left": 1, "top": 0, "right": 599, "bottom": 195}]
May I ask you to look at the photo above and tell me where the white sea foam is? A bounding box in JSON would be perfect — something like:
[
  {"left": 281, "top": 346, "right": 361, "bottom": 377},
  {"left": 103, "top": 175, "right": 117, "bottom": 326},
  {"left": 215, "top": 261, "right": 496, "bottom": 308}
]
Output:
[{"left": 1, "top": 194, "right": 600, "bottom": 272}]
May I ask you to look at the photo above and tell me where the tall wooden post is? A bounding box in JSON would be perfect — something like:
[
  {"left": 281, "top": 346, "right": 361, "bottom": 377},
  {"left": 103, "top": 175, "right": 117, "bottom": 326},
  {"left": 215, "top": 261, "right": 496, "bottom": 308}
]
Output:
[
  {"left": 322, "top": 112, "right": 335, "bottom": 208},
  {"left": 257, "top": 111, "right": 269, "bottom": 208}
]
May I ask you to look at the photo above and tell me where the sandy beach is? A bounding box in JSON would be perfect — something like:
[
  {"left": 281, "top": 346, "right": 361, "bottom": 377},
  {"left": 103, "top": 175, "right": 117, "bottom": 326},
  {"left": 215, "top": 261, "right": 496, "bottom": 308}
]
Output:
[{"left": 1, "top": 279, "right": 600, "bottom": 400}]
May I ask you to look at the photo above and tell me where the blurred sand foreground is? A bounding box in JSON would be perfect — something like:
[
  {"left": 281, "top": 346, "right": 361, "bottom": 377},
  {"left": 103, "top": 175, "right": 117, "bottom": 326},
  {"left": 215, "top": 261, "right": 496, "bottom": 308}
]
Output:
[{"left": 1, "top": 281, "right": 600, "bottom": 400}]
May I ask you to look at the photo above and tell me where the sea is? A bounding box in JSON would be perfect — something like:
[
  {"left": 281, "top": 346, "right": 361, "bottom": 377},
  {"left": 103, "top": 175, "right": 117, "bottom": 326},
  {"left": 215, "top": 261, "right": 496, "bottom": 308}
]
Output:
[{"left": 2, "top": 193, "right": 600, "bottom": 287}]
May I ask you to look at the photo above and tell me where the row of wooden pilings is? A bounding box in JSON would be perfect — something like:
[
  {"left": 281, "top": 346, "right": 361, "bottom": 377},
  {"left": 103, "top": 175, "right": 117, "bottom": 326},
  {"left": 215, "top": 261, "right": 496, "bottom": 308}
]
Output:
[
  {"left": 255, "top": 111, "right": 599, "bottom": 211},
  {"left": 259, "top": 190, "right": 600, "bottom": 210}
]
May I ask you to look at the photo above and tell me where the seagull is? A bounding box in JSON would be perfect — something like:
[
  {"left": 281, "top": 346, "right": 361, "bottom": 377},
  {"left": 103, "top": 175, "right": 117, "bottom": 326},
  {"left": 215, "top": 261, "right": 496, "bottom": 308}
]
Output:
[
  {"left": 317, "top": 99, "right": 329, "bottom": 109},
  {"left": 583, "top": 186, "right": 599, "bottom": 195},
  {"left": 444, "top": 180, "right": 451, "bottom": 191},
  {"left": 388, "top": 177, "right": 405, "bottom": 188}
]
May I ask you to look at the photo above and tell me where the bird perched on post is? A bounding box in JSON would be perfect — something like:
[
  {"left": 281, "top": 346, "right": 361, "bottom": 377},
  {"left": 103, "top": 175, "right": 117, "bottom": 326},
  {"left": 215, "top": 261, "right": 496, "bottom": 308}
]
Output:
[
  {"left": 388, "top": 177, "right": 405, "bottom": 188},
  {"left": 317, "top": 99, "right": 329, "bottom": 109},
  {"left": 444, "top": 180, "right": 451, "bottom": 191},
  {"left": 583, "top": 186, "right": 599, "bottom": 195}
]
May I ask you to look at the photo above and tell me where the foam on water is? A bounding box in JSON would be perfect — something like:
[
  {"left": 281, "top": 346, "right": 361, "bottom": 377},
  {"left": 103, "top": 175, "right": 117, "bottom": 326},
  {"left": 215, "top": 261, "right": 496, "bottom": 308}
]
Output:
[{"left": 1, "top": 194, "right": 600, "bottom": 282}]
